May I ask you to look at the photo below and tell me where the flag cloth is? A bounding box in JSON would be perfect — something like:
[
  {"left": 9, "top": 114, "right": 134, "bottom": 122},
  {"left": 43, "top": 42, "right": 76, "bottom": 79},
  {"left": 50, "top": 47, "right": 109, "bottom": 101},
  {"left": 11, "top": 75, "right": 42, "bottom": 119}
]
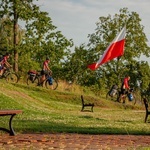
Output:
[{"left": 88, "top": 26, "right": 126, "bottom": 71}]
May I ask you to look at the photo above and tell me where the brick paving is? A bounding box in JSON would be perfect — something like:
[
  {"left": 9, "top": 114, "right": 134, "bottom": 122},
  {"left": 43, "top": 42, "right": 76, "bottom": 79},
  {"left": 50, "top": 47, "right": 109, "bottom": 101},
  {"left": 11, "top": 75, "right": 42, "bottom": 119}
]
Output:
[{"left": 0, "top": 133, "right": 150, "bottom": 150}]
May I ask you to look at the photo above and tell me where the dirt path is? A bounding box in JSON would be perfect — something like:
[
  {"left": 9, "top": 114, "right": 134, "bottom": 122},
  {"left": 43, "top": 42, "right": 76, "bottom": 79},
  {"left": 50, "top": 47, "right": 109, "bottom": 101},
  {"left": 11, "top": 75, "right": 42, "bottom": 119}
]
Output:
[{"left": 0, "top": 133, "right": 150, "bottom": 150}]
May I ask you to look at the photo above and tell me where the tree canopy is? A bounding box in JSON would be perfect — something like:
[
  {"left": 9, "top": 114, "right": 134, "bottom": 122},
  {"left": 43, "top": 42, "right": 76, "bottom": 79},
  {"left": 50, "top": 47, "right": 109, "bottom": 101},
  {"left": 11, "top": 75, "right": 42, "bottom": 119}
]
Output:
[
  {"left": 0, "top": 2, "right": 149, "bottom": 94},
  {"left": 0, "top": 0, "right": 73, "bottom": 72},
  {"left": 67, "top": 8, "right": 150, "bottom": 92}
]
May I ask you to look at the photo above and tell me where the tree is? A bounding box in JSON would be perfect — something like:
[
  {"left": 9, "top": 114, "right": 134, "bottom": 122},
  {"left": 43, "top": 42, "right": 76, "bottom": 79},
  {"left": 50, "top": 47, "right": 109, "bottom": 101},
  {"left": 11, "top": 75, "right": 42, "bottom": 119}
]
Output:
[
  {"left": 0, "top": 0, "right": 23, "bottom": 71},
  {"left": 87, "top": 8, "right": 150, "bottom": 89},
  {"left": 0, "top": 17, "right": 25, "bottom": 62},
  {"left": 61, "top": 45, "right": 92, "bottom": 84},
  {"left": 0, "top": 0, "right": 73, "bottom": 73},
  {"left": 0, "top": 17, "right": 12, "bottom": 55},
  {"left": 135, "top": 61, "right": 150, "bottom": 90}
]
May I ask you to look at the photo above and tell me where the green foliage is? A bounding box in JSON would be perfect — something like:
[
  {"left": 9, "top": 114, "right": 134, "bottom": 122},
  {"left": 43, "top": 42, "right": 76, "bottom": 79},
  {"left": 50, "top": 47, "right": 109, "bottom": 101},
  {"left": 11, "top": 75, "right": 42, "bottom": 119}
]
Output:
[
  {"left": 136, "top": 62, "right": 150, "bottom": 89},
  {"left": 0, "top": 81, "right": 150, "bottom": 135},
  {"left": 65, "top": 8, "right": 150, "bottom": 93},
  {"left": 87, "top": 8, "right": 150, "bottom": 82},
  {"left": 0, "top": 0, "right": 73, "bottom": 74},
  {"left": 0, "top": 3, "right": 149, "bottom": 95}
]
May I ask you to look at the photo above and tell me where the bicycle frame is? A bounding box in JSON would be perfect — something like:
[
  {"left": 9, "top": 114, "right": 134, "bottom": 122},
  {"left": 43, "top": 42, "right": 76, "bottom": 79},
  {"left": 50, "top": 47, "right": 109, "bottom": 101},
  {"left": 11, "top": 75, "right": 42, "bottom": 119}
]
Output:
[
  {"left": 1, "top": 68, "right": 10, "bottom": 78},
  {"left": 0, "top": 67, "right": 19, "bottom": 83},
  {"left": 117, "top": 88, "right": 136, "bottom": 105}
]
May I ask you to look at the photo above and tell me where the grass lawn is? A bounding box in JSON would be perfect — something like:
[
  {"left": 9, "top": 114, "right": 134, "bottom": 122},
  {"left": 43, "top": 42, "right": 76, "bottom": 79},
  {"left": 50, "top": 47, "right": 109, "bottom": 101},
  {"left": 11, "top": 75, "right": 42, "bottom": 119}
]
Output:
[{"left": 0, "top": 81, "right": 149, "bottom": 135}]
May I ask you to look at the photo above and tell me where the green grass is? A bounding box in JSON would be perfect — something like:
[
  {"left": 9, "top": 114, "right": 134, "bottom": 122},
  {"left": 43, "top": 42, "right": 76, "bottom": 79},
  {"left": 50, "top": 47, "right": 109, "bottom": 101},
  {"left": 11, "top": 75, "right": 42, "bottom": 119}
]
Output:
[{"left": 0, "top": 80, "right": 149, "bottom": 135}]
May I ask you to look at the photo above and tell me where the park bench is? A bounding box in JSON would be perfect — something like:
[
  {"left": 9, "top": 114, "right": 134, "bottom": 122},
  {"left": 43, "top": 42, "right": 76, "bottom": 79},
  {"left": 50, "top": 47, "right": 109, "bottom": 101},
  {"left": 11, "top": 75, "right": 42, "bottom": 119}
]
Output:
[
  {"left": 81, "top": 95, "right": 94, "bottom": 112},
  {"left": 143, "top": 98, "right": 150, "bottom": 123},
  {"left": 0, "top": 110, "right": 22, "bottom": 136}
]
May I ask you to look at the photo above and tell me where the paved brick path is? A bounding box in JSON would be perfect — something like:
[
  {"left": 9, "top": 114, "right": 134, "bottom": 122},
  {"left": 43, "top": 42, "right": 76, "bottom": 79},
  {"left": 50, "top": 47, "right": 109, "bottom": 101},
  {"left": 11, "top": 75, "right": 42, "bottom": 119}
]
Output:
[{"left": 0, "top": 133, "right": 150, "bottom": 150}]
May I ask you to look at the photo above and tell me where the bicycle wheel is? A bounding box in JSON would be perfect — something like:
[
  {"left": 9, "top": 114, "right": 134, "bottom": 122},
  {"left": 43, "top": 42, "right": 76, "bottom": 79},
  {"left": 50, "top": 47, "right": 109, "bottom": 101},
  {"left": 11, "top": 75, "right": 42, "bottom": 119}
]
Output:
[
  {"left": 131, "top": 93, "right": 136, "bottom": 105},
  {"left": 27, "top": 76, "right": 39, "bottom": 86},
  {"left": 6, "top": 73, "right": 19, "bottom": 83},
  {"left": 45, "top": 78, "right": 58, "bottom": 90}
]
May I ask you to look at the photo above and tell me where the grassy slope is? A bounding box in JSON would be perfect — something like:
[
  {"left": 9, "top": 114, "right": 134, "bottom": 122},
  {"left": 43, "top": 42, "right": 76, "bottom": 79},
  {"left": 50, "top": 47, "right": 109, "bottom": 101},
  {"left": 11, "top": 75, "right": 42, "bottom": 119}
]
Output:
[{"left": 0, "top": 80, "right": 149, "bottom": 135}]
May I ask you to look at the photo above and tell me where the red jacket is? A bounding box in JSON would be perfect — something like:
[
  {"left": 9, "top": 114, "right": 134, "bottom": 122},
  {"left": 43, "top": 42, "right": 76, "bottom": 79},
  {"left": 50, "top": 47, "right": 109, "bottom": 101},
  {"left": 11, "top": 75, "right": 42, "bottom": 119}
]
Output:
[
  {"left": 42, "top": 60, "right": 49, "bottom": 70},
  {"left": 1, "top": 56, "right": 8, "bottom": 65},
  {"left": 123, "top": 77, "right": 130, "bottom": 89}
]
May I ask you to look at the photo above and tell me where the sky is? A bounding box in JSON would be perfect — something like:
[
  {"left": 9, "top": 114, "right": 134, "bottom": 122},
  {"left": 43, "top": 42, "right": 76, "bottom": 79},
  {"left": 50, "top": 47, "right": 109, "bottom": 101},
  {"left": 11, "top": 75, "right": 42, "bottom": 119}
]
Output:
[{"left": 35, "top": 0, "right": 150, "bottom": 63}]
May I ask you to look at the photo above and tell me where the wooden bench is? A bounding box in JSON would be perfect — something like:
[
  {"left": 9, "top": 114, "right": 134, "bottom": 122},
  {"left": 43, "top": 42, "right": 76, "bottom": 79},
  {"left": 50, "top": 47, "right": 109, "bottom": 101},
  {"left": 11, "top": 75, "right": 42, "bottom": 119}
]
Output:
[
  {"left": 81, "top": 95, "right": 94, "bottom": 112},
  {"left": 0, "top": 110, "right": 22, "bottom": 136},
  {"left": 143, "top": 98, "right": 150, "bottom": 123}
]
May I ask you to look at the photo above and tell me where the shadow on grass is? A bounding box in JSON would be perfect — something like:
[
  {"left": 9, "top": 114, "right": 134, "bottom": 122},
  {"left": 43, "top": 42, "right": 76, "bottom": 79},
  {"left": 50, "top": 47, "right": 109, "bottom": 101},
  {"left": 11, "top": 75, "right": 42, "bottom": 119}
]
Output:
[
  {"left": 15, "top": 119, "right": 150, "bottom": 135},
  {"left": 116, "top": 120, "right": 133, "bottom": 123},
  {"left": 79, "top": 115, "right": 94, "bottom": 119}
]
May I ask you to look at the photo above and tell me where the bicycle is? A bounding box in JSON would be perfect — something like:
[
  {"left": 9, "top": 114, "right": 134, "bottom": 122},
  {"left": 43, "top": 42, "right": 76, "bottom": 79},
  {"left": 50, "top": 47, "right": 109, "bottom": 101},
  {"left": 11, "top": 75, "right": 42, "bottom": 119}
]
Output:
[
  {"left": 106, "top": 85, "right": 136, "bottom": 105},
  {"left": 27, "top": 70, "right": 58, "bottom": 90},
  {"left": 27, "top": 70, "right": 40, "bottom": 86},
  {"left": 106, "top": 85, "right": 119, "bottom": 101},
  {"left": 44, "top": 75, "right": 58, "bottom": 90},
  {"left": 0, "top": 67, "right": 19, "bottom": 83},
  {"left": 117, "top": 88, "right": 136, "bottom": 105}
]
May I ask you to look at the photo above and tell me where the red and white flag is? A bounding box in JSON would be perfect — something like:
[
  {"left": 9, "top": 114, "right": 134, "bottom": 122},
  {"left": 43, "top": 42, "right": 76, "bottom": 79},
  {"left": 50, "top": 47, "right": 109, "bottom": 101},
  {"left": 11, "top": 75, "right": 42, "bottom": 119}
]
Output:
[{"left": 88, "top": 26, "right": 126, "bottom": 71}]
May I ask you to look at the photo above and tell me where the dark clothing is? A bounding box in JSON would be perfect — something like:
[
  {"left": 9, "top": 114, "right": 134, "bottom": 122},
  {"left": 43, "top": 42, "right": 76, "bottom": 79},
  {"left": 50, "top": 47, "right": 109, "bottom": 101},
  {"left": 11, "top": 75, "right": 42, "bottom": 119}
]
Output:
[
  {"left": 41, "top": 70, "right": 49, "bottom": 76},
  {"left": 120, "top": 88, "right": 126, "bottom": 95}
]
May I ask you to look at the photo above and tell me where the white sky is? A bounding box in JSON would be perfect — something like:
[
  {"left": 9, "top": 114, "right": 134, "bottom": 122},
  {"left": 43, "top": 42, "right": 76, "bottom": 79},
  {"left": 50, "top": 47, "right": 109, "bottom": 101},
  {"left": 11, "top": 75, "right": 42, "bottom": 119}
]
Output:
[{"left": 35, "top": 0, "right": 150, "bottom": 63}]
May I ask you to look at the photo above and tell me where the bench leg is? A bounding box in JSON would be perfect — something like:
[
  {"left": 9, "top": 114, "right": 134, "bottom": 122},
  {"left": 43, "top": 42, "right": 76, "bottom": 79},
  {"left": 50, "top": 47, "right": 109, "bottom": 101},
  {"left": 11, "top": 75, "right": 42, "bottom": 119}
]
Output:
[
  {"left": 0, "top": 114, "right": 16, "bottom": 136},
  {"left": 91, "top": 106, "right": 94, "bottom": 112},
  {"left": 81, "top": 105, "right": 84, "bottom": 111},
  {"left": 9, "top": 114, "right": 16, "bottom": 136},
  {"left": 145, "top": 113, "right": 148, "bottom": 123}
]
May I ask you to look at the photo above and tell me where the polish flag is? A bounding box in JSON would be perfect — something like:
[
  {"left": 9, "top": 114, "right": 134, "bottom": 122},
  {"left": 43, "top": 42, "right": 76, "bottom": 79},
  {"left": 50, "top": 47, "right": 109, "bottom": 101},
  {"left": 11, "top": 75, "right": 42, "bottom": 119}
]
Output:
[{"left": 88, "top": 26, "right": 126, "bottom": 71}]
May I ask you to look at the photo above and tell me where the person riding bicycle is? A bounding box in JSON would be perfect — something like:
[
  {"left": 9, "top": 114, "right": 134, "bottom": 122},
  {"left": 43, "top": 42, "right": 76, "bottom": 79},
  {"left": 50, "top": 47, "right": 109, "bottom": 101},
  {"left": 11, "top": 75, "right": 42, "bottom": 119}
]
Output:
[
  {"left": 117, "top": 75, "right": 130, "bottom": 102},
  {"left": 39, "top": 57, "right": 52, "bottom": 85},
  {"left": 0, "top": 53, "right": 11, "bottom": 76},
  {"left": 121, "top": 76, "right": 130, "bottom": 94}
]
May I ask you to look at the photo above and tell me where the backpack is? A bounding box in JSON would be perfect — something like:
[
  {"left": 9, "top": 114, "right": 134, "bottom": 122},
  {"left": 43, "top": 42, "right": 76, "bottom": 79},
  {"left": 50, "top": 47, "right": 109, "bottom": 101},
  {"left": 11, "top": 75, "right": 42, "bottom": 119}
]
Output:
[
  {"left": 127, "top": 93, "right": 133, "bottom": 101},
  {"left": 109, "top": 85, "right": 118, "bottom": 96},
  {"left": 48, "top": 77, "right": 53, "bottom": 85}
]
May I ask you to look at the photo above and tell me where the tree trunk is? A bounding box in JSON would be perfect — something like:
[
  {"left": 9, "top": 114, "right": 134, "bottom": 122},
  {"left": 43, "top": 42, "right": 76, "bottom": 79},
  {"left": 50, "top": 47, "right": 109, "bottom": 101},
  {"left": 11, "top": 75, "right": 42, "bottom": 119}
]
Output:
[{"left": 13, "top": 0, "right": 18, "bottom": 72}]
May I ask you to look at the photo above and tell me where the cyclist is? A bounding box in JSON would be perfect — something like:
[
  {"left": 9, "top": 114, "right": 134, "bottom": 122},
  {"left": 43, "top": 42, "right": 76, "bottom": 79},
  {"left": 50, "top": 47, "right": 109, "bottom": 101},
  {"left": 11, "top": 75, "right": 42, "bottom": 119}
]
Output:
[
  {"left": 0, "top": 53, "right": 11, "bottom": 76},
  {"left": 117, "top": 75, "right": 130, "bottom": 102},
  {"left": 39, "top": 57, "right": 51, "bottom": 85},
  {"left": 121, "top": 76, "right": 130, "bottom": 94}
]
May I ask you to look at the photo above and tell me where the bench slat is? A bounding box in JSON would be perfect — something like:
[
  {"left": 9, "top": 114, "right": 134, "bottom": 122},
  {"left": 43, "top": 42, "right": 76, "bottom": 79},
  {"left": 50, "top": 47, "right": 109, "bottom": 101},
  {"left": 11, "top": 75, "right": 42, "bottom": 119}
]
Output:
[
  {"left": 0, "top": 110, "right": 22, "bottom": 115},
  {"left": 0, "top": 110, "right": 22, "bottom": 136}
]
